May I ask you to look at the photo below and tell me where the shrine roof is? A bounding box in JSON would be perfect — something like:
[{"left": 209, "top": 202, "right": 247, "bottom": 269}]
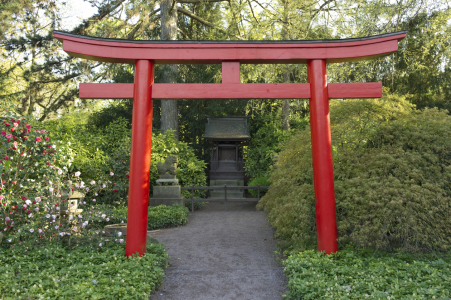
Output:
[{"left": 204, "top": 116, "right": 251, "bottom": 141}]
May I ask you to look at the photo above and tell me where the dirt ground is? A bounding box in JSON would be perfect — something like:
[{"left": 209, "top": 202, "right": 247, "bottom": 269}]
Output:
[{"left": 148, "top": 201, "right": 287, "bottom": 300}]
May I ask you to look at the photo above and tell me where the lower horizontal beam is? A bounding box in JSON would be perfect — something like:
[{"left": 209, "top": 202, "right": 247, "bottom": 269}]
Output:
[
  {"left": 79, "top": 82, "right": 382, "bottom": 100},
  {"left": 328, "top": 82, "right": 382, "bottom": 98},
  {"left": 80, "top": 83, "right": 310, "bottom": 99}
]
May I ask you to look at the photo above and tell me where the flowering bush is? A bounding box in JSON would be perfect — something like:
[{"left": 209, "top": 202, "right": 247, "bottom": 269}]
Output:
[{"left": 0, "top": 112, "right": 119, "bottom": 249}]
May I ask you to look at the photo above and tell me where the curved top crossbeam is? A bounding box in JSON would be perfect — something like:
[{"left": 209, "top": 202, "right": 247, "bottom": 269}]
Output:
[{"left": 54, "top": 30, "right": 406, "bottom": 64}]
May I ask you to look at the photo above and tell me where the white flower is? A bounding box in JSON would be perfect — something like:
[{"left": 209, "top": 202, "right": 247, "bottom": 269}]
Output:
[
  {"left": 55, "top": 225, "right": 59, "bottom": 229},
  {"left": 29, "top": 229, "right": 34, "bottom": 233},
  {"left": 49, "top": 187, "right": 54, "bottom": 192},
  {"left": 8, "top": 239, "right": 11, "bottom": 243},
  {"left": 106, "top": 218, "right": 110, "bottom": 222},
  {"left": 52, "top": 215, "right": 56, "bottom": 219},
  {"left": 101, "top": 214, "right": 106, "bottom": 218},
  {"left": 56, "top": 207, "right": 60, "bottom": 211},
  {"left": 117, "top": 232, "right": 122, "bottom": 237},
  {"left": 5, "top": 216, "right": 10, "bottom": 222},
  {"left": 49, "top": 181, "right": 52, "bottom": 185},
  {"left": 35, "top": 197, "right": 41, "bottom": 202},
  {"left": 73, "top": 227, "right": 77, "bottom": 231},
  {"left": 38, "top": 229, "right": 42, "bottom": 233},
  {"left": 59, "top": 232, "right": 65, "bottom": 236},
  {"left": 68, "top": 141, "right": 71, "bottom": 145},
  {"left": 121, "top": 220, "right": 124, "bottom": 223},
  {"left": 99, "top": 243, "right": 102, "bottom": 247},
  {"left": 85, "top": 188, "right": 89, "bottom": 191},
  {"left": 28, "top": 213, "right": 33, "bottom": 218},
  {"left": 102, "top": 184, "right": 106, "bottom": 188},
  {"left": 34, "top": 207, "right": 39, "bottom": 212},
  {"left": 80, "top": 181, "right": 85, "bottom": 188},
  {"left": 119, "top": 239, "right": 124, "bottom": 243},
  {"left": 46, "top": 214, "right": 50, "bottom": 218},
  {"left": 90, "top": 181, "right": 96, "bottom": 185},
  {"left": 74, "top": 171, "right": 81, "bottom": 177},
  {"left": 78, "top": 214, "right": 82, "bottom": 219},
  {"left": 69, "top": 215, "right": 73, "bottom": 220},
  {"left": 110, "top": 172, "right": 114, "bottom": 176},
  {"left": 57, "top": 169, "right": 62, "bottom": 175},
  {"left": 34, "top": 162, "right": 38, "bottom": 167},
  {"left": 23, "top": 204, "right": 27, "bottom": 208},
  {"left": 94, "top": 193, "right": 98, "bottom": 196},
  {"left": 52, "top": 145, "right": 56, "bottom": 149},
  {"left": 92, "top": 199, "right": 96, "bottom": 202},
  {"left": 25, "top": 200, "right": 31, "bottom": 205}
]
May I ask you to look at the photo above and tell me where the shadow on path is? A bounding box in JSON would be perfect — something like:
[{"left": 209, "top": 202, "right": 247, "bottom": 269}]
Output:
[{"left": 148, "top": 202, "right": 287, "bottom": 300}]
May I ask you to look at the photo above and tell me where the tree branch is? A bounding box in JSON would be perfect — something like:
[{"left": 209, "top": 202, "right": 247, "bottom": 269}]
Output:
[
  {"left": 71, "top": 0, "right": 127, "bottom": 35},
  {"left": 247, "top": 0, "right": 259, "bottom": 24},
  {"left": 177, "top": 6, "right": 243, "bottom": 39},
  {"left": 177, "top": 28, "right": 189, "bottom": 39}
]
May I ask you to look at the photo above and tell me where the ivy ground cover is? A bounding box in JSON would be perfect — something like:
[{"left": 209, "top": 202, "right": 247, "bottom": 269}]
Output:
[
  {"left": 284, "top": 249, "right": 451, "bottom": 299},
  {"left": 0, "top": 241, "right": 168, "bottom": 299}
]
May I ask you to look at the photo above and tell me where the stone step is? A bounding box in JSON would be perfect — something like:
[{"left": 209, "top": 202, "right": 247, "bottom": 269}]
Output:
[{"left": 210, "top": 190, "right": 244, "bottom": 198}]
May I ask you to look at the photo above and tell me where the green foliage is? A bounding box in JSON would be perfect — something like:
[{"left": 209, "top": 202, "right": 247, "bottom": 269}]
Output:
[
  {"left": 185, "top": 201, "right": 205, "bottom": 211},
  {"left": 80, "top": 204, "right": 189, "bottom": 231},
  {"left": 284, "top": 249, "right": 451, "bottom": 299},
  {"left": 244, "top": 118, "right": 299, "bottom": 179},
  {"left": 0, "top": 241, "right": 168, "bottom": 299},
  {"left": 258, "top": 92, "right": 451, "bottom": 252},
  {"left": 147, "top": 204, "right": 189, "bottom": 230},
  {"left": 248, "top": 176, "right": 270, "bottom": 198}
]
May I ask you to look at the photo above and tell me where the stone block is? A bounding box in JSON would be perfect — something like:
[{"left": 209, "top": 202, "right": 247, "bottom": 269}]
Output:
[
  {"left": 153, "top": 185, "right": 182, "bottom": 198},
  {"left": 104, "top": 224, "right": 127, "bottom": 237}
]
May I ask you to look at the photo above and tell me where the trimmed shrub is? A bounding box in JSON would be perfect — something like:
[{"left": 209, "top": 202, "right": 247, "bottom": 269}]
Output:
[{"left": 258, "top": 92, "right": 451, "bottom": 252}]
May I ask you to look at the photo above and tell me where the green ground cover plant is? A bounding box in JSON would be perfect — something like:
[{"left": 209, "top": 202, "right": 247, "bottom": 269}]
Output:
[
  {"left": 0, "top": 241, "right": 168, "bottom": 299},
  {"left": 284, "top": 249, "right": 451, "bottom": 299}
]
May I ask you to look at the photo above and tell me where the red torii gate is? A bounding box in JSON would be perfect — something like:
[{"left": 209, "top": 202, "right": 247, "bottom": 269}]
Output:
[{"left": 54, "top": 30, "right": 406, "bottom": 256}]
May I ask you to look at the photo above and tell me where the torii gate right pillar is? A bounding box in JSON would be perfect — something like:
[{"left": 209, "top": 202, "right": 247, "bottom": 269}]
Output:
[{"left": 308, "top": 59, "right": 338, "bottom": 254}]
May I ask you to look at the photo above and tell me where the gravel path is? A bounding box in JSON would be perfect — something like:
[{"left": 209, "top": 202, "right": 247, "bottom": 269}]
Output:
[{"left": 148, "top": 201, "right": 287, "bottom": 300}]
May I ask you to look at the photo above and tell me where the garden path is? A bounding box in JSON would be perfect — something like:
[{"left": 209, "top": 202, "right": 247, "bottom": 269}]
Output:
[{"left": 148, "top": 201, "right": 287, "bottom": 300}]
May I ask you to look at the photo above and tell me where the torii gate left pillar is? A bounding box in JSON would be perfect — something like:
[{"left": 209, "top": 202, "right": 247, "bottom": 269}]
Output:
[
  {"left": 126, "top": 60, "right": 154, "bottom": 256},
  {"left": 54, "top": 30, "right": 406, "bottom": 257}
]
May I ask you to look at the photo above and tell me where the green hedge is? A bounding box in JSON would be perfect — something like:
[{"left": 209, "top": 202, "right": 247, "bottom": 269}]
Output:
[
  {"left": 284, "top": 249, "right": 451, "bottom": 299},
  {"left": 0, "top": 241, "right": 168, "bottom": 299},
  {"left": 258, "top": 92, "right": 451, "bottom": 252},
  {"left": 82, "top": 204, "right": 189, "bottom": 230}
]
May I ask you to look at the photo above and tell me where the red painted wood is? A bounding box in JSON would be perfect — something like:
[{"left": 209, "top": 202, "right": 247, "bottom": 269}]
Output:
[
  {"left": 54, "top": 31, "right": 406, "bottom": 49},
  {"left": 79, "top": 83, "right": 134, "bottom": 99},
  {"left": 222, "top": 62, "right": 240, "bottom": 84},
  {"left": 79, "top": 83, "right": 311, "bottom": 99},
  {"left": 125, "top": 60, "right": 154, "bottom": 258},
  {"left": 328, "top": 82, "right": 382, "bottom": 98},
  {"left": 55, "top": 32, "right": 406, "bottom": 64},
  {"left": 79, "top": 82, "right": 382, "bottom": 99},
  {"left": 308, "top": 59, "right": 338, "bottom": 255}
]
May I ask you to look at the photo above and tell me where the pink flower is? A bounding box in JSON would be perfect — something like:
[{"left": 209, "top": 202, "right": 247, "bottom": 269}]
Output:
[
  {"left": 13, "top": 123, "right": 18, "bottom": 127},
  {"left": 6, "top": 134, "right": 12, "bottom": 138},
  {"left": 110, "top": 172, "right": 114, "bottom": 176},
  {"left": 35, "top": 137, "right": 41, "bottom": 142},
  {"left": 40, "top": 130, "right": 45, "bottom": 134},
  {"left": 26, "top": 124, "right": 31, "bottom": 129},
  {"left": 0, "top": 195, "right": 3, "bottom": 200},
  {"left": 44, "top": 137, "right": 49, "bottom": 141},
  {"left": 12, "top": 181, "right": 17, "bottom": 185},
  {"left": 0, "top": 131, "right": 5, "bottom": 136}
]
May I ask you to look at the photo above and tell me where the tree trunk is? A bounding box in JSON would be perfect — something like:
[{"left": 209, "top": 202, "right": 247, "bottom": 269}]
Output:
[
  {"left": 160, "top": 0, "right": 179, "bottom": 139},
  {"left": 281, "top": 0, "right": 290, "bottom": 131}
]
